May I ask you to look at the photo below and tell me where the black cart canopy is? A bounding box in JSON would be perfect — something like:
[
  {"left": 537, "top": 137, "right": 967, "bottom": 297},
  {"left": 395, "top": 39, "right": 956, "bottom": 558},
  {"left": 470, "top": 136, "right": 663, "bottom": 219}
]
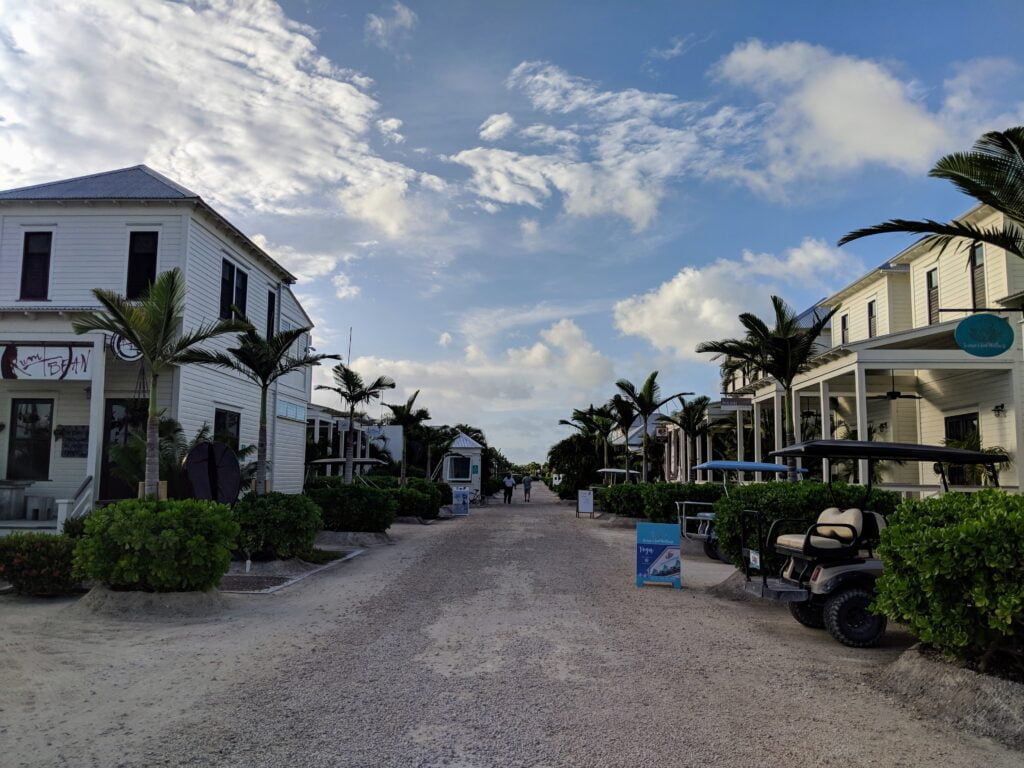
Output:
[{"left": 769, "top": 440, "right": 1008, "bottom": 465}]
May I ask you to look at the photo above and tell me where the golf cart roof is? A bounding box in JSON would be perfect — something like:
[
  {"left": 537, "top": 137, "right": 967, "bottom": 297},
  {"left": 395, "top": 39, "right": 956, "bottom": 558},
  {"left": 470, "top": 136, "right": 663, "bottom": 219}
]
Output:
[
  {"left": 770, "top": 440, "right": 1008, "bottom": 465},
  {"left": 309, "top": 458, "right": 386, "bottom": 465},
  {"left": 597, "top": 468, "right": 640, "bottom": 475},
  {"left": 694, "top": 460, "right": 808, "bottom": 474}
]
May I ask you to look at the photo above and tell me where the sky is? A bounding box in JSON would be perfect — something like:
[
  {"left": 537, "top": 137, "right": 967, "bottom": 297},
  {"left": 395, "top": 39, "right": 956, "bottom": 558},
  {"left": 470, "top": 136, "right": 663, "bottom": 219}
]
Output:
[{"left": 2, "top": 0, "right": 1024, "bottom": 462}]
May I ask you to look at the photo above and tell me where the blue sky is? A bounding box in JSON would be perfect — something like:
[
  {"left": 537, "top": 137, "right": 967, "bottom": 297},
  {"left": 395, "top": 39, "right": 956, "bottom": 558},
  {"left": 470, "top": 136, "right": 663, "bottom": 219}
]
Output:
[{"left": 2, "top": 1, "right": 1024, "bottom": 461}]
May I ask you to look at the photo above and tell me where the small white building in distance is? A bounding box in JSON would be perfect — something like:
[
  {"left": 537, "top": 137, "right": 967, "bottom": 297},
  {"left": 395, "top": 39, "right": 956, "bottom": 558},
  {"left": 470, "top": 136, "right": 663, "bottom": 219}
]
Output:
[{"left": 443, "top": 431, "right": 483, "bottom": 496}]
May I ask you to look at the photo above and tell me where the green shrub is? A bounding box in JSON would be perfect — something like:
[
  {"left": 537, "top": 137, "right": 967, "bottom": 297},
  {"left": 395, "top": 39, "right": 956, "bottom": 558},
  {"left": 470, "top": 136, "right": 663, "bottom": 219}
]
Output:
[
  {"left": 483, "top": 477, "right": 504, "bottom": 497},
  {"left": 233, "top": 492, "right": 322, "bottom": 560},
  {"left": 594, "top": 484, "right": 646, "bottom": 517},
  {"left": 0, "top": 533, "right": 78, "bottom": 596},
  {"left": 640, "top": 482, "right": 725, "bottom": 523},
  {"left": 74, "top": 499, "right": 238, "bottom": 592},
  {"left": 875, "top": 490, "right": 1024, "bottom": 667},
  {"left": 714, "top": 481, "right": 901, "bottom": 569},
  {"left": 406, "top": 478, "right": 444, "bottom": 519},
  {"left": 305, "top": 484, "right": 397, "bottom": 532},
  {"left": 433, "top": 481, "right": 453, "bottom": 505},
  {"left": 390, "top": 487, "right": 433, "bottom": 518},
  {"left": 62, "top": 514, "right": 90, "bottom": 539}
]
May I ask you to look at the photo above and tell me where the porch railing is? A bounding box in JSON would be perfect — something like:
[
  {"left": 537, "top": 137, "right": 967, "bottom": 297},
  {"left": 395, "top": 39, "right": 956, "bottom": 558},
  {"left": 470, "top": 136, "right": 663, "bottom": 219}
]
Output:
[{"left": 56, "top": 475, "right": 93, "bottom": 533}]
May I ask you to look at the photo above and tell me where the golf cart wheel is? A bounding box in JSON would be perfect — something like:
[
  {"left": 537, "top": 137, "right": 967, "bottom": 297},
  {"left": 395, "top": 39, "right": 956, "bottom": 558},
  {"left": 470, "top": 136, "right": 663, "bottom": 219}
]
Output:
[
  {"left": 788, "top": 601, "right": 825, "bottom": 629},
  {"left": 823, "top": 588, "right": 887, "bottom": 648},
  {"left": 703, "top": 539, "right": 721, "bottom": 561}
]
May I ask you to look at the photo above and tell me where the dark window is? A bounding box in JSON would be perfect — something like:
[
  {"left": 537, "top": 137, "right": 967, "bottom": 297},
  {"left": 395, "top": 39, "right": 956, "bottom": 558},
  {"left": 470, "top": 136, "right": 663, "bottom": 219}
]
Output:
[
  {"left": 840, "top": 314, "right": 849, "bottom": 344},
  {"left": 450, "top": 455, "right": 471, "bottom": 480},
  {"left": 20, "top": 232, "right": 52, "bottom": 300},
  {"left": 944, "top": 412, "right": 979, "bottom": 486},
  {"left": 126, "top": 231, "right": 159, "bottom": 299},
  {"left": 970, "top": 244, "right": 986, "bottom": 309},
  {"left": 219, "top": 260, "right": 248, "bottom": 319},
  {"left": 867, "top": 300, "right": 877, "bottom": 338},
  {"left": 926, "top": 269, "right": 939, "bottom": 324},
  {"left": 214, "top": 408, "right": 241, "bottom": 453},
  {"left": 7, "top": 399, "right": 53, "bottom": 480},
  {"left": 266, "top": 290, "right": 277, "bottom": 338}
]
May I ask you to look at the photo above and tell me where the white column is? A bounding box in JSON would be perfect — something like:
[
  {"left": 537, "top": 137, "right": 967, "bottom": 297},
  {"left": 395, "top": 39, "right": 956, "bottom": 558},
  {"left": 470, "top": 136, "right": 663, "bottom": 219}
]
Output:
[
  {"left": 855, "top": 365, "right": 869, "bottom": 483},
  {"left": 705, "top": 431, "right": 714, "bottom": 481},
  {"left": 773, "top": 388, "right": 784, "bottom": 467},
  {"left": 1011, "top": 366, "right": 1024, "bottom": 491},
  {"left": 752, "top": 399, "right": 763, "bottom": 482},
  {"left": 792, "top": 391, "right": 804, "bottom": 478},
  {"left": 820, "top": 380, "right": 832, "bottom": 481},
  {"left": 736, "top": 410, "right": 745, "bottom": 463},
  {"left": 84, "top": 333, "right": 106, "bottom": 505}
]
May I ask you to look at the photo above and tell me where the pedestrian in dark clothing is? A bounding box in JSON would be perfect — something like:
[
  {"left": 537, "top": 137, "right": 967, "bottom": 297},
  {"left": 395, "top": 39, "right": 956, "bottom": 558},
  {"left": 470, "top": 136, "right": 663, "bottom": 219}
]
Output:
[{"left": 503, "top": 472, "right": 515, "bottom": 504}]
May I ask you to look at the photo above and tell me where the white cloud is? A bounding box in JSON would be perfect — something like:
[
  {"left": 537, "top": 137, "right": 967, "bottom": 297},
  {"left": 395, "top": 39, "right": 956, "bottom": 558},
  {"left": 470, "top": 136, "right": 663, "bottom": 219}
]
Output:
[
  {"left": 518, "top": 123, "right": 580, "bottom": 148},
  {"left": 332, "top": 272, "right": 361, "bottom": 299},
  {"left": 614, "top": 238, "right": 857, "bottom": 360},
  {"left": 479, "top": 112, "right": 517, "bottom": 141},
  {"left": 250, "top": 234, "right": 357, "bottom": 284},
  {"left": 365, "top": 2, "right": 418, "bottom": 52},
  {"left": 377, "top": 117, "right": 405, "bottom": 144},
  {"left": 647, "top": 33, "right": 711, "bottom": 64},
  {"left": 456, "top": 299, "right": 610, "bottom": 340},
  {"left": 519, "top": 218, "right": 539, "bottom": 236},
  {"left": 438, "top": 332, "right": 453, "bottom": 348},
  {"left": 0, "top": 0, "right": 441, "bottom": 239}
]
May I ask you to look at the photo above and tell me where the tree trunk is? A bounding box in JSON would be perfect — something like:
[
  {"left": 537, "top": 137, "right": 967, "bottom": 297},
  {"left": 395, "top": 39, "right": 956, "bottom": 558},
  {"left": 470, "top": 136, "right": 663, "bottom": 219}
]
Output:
[
  {"left": 144, "top": 371, "right": 160, "bottom": 499},
  {"left": 641, "top": 427, "right": 650, "bottom": 483},
  {"left": 400, "top": 433, "right": 407, "bottom": 486},
  {"left": 784, "top": 385, "right": 798, "bottom": 483},
  {"left": 344, "top": 405, "right": 355, "bottom": 485},
  {"left": 603, "top": 438, "right": 609, "bottom": 484},
  {"left": 256, "top": 386, "right": 268, "bottom": 495},
  {"left": 425, "top": 441, "right": 432, "bottom": 480}
]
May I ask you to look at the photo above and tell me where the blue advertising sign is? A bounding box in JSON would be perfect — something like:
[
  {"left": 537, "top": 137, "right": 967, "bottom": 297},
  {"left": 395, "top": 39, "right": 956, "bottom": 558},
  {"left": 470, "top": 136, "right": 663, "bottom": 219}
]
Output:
[
  {"left": 636, "top": 522, "right": 681, "bottom": 589},
  {"left": 955, "top": 313, "right": 1014, "bottom": 357},
  {"left": 451, "top": 488, "right": 470, "bottom": 516}
]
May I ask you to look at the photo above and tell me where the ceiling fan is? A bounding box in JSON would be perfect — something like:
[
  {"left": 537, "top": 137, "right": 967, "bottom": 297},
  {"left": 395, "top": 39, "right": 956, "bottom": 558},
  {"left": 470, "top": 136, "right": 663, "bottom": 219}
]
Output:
[{"left": 868, "top": 371, "right": 922, "bottom": 401}]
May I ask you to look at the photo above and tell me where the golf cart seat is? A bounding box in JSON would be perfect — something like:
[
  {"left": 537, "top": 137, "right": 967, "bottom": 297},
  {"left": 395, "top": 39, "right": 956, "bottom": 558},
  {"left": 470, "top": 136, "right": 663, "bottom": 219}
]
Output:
[{"left": 774, "top": 507, "right": 881, "bottom": 558}]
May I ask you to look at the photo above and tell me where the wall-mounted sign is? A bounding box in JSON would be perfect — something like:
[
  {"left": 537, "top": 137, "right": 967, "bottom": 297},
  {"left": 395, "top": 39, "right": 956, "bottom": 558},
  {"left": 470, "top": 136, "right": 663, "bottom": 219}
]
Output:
[
  {"left": 110, "top": 335, "right": 143, "bottom": 362},
  {"left": 58, "top": 425, "right": 89, "bottom": 458},
  {"left": 636, "top": 522, "right": 681, "bottom": 589},
  {"left": 720, "top": 396, "right": 753, "bottom": 411},
  {"left": 0, "top": 343, "right": 93, "bottom": 380},
  {"left": 954, "top": 314, "right": 1014, "bottom": 358}
]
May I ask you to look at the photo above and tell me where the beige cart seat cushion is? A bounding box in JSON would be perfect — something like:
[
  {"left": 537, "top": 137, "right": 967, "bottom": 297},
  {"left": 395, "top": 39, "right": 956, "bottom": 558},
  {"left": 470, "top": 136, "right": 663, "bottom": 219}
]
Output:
[
  {"left": 816, "top": 507, "right": 863, "bottom": 542},
  {"left": 776, "top": 533, "right": 845, "bottom": 550}
]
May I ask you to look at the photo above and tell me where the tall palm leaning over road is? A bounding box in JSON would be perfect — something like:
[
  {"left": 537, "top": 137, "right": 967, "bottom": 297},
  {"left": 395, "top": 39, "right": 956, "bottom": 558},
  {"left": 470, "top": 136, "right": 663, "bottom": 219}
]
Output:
[
  {"left": 659, "top": 395, "right": 710, "bottom": 482},
  {"left": 697, "top": 296, "right": 836, "bottom": 481},
  {"left": 615, "top": 371, "right": 692, "bottom": 482},
  {"left": 559, "top": 405, "right": 616, "bottom": 481},
  {"left": 384, "top": 389, "right": 431, "bottom": 486},
  {"left": 72, "top": 268, "right": 248, "bottom": 498},
  {"left": 839, "top": 127, "right": 1024, "bottom": 258},
  {"left": 181, "top": 325, "right": 338, "bottom": 495},
  {"left": 316, "top": 364, "right": 396, "bottom": 484}
]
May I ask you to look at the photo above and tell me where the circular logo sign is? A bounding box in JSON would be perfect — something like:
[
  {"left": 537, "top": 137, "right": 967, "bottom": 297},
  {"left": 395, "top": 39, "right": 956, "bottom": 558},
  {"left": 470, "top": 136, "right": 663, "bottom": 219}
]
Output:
[
  {"left": 954, "top": 314, "right": 1014, "bottom": 357},
  {"left": 110, "top": 335, "right": 143, "bottom": 362}
]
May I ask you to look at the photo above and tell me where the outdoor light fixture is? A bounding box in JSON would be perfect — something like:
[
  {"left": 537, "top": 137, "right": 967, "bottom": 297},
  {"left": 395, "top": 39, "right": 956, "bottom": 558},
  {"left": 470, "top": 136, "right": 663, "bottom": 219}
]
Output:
[
  {"left": 992, "top": 403, "right": 1007, "bottom": 417},
  {"left": 877, "top": 422, "right": 889, "bottom": 434}
]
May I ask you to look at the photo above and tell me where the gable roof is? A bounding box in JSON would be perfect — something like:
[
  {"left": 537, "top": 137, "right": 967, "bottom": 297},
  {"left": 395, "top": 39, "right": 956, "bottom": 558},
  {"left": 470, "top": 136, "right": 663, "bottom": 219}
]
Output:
[
  {"left": 0, "top": 165, "right": 297, "bottom": 284},
  {"left": 450, "top": 432, "right": 483, "bottom": 449},
  {"left": 0, "top": 165, "right": 197, "bottom": 200}
]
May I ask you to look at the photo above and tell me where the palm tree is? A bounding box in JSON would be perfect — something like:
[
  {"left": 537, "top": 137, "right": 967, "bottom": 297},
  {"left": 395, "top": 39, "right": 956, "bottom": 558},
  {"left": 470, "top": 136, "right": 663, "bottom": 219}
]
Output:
[
  {"left": 181, "top": 325, "right": 338, "bottom": 495},
  {"left": 839, "top": 127, "right": 1024, "bottom": 258},
  {"left": 615, "top": 372, "right": 691, "bottom": 482},
  {"left": 316, "top": 364, "right": 396, "bottom": 484},
  {"left": 696, "top": 296, "right": 836, "bottom": 481},
  {"left": 659, "top": 395, "right": 710, "bottom": 482},
  {"left": 608, "top": 395, "right": 638, "bottom": 479},
  {"left": 72, "top": 268, "right": 247, "bottom": 498},
  {"left": 384, "top": 389, "right": 431, "bottom": 486}
]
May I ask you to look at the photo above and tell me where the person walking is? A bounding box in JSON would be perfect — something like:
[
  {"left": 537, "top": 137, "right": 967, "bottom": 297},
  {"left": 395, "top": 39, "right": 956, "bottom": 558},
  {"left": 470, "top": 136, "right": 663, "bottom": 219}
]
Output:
[
  {"left": 503, "top": 472, "right": 515, "bottom": 504},
  {"left": 522, "top": 473, "right": 532, "bottom": 502}
]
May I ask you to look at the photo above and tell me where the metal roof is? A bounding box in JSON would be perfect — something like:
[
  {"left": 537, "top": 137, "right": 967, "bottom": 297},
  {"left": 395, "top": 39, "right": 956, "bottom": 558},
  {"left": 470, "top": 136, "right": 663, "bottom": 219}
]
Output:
[
  {"left": 450, "top": 432, "right": 484, "bottom": 449},
  {"left": 694, "top": 461, "right": 808, "bottom": 474},
  {"left": 770, "top": 440, "right": 1008, "bottom": 464},
  {"left": 0, "top": 165, "right": 197, "bottom": 200}
]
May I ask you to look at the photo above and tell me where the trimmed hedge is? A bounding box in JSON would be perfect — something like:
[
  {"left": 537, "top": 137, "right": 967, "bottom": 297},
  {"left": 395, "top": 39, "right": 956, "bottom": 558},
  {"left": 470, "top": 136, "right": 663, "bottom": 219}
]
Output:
[
  {"left": 406, "top": 478, "right": 445, "bottom": 519},
  {"left": 62, "top": 514, "right": 90, "bottom": 540},
  {"left": 0, "top": 533, "right": 78, "bottom": 596},
  {"left": 640, "top": 482, "right": 725, "bottom": 523},
  {"left": 875, "top": 490, "right": 1024, "bottom": 667},
  {"left": 305, "top": 483, "right": 397, "bottom": 532},
  {"left": 594, "top": 484, "right": 645, "bottom": 517},
  {"left": 233, "top": 492, "right": 322, "bottom": 559},
  {"left": 713, "top": 481, "right": 901, "bottom": 569},
  {"left": 74, "top": 499, "right": 238, "bottom": 592},
  {"left": 391, "top": 487, "right": 434, "bottom": 519}
]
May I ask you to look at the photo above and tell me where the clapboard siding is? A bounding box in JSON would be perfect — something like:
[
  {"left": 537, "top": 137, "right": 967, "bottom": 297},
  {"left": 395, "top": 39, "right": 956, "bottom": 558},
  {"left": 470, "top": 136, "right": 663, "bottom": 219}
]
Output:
[
  {"left": 272, "top": 416, "right": 306, "bottom": 493},
  {"left": 0, "top": 208, "right": 183, "bottom": 305}
]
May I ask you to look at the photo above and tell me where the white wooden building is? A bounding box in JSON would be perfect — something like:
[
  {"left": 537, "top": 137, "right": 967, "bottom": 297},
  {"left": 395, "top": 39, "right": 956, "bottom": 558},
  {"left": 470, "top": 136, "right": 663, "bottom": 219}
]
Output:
[{"left": 0, "top": 166, "right": 315, "bottom": 530}]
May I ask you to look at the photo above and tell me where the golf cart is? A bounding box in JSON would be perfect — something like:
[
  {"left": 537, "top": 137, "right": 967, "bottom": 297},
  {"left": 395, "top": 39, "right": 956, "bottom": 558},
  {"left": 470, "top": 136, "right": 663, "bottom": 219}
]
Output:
[
  {"left": 740, "top": 440, "right": 1007, "bottom": 648},
  {"left": 681, "top": 461, "right": 807, "bottom": 562},
  {"left": 597, "top": 468, "right": 641, "bottom": 484}
]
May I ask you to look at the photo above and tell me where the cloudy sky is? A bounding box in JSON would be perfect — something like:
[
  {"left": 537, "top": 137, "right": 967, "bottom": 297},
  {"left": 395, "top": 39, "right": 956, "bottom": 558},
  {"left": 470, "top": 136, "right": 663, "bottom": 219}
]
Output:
[{"left": 2, "top": 0, "right": 1024, "bottom": 461}]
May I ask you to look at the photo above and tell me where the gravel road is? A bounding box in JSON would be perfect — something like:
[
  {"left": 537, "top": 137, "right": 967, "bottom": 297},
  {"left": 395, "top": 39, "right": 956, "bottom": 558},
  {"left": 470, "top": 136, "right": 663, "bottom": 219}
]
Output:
[{"left": 3, "top": 483, "right": 1019, "bottom": 767}]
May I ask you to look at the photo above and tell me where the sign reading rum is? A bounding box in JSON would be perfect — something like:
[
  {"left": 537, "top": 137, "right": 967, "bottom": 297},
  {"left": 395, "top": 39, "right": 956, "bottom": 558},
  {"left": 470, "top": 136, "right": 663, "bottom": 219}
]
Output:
[{"left": 0, "top": 343, "right": 93, "bottom": 380}]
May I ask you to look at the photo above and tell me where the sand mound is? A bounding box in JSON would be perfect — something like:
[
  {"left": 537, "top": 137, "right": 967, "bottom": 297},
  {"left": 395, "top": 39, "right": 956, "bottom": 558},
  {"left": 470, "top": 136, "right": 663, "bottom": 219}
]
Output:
[
  {"left": 65, "top": 585, "right": 227, "bottom": 622},
  {"left": 599, "top": 515, "right": 641, "bottom": 529},
  {"left": 316, "top": 530, "right": 393, "bottom": 548},
  {"left": 880, "top": 646, "right": 1024, "bottom": 750}
]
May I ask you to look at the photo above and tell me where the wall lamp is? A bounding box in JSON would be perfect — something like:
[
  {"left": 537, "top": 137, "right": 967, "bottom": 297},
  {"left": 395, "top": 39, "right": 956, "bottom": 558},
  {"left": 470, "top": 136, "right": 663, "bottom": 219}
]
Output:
[
  {"left": 992, "top": 403, "right": 1007, "bottom": 417},
  {"left": 877, "top": 422, "right": 889, "bottom": 434}
]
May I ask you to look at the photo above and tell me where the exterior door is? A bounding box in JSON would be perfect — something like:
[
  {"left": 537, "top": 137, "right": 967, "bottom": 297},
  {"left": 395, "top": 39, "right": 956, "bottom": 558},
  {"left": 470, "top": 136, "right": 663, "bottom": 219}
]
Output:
[
  {"left": 99, "top": 398, "right": 147, "bottom": 500},
  {"left": 944, "top": 412, "right": 979, "bottom": 486}
]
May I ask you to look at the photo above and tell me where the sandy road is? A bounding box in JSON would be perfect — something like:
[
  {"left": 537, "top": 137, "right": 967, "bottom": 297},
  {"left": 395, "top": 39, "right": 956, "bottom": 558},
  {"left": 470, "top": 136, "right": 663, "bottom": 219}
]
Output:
[{"left": 1, "top": 483, "right": 1019, "bottom": 767}]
